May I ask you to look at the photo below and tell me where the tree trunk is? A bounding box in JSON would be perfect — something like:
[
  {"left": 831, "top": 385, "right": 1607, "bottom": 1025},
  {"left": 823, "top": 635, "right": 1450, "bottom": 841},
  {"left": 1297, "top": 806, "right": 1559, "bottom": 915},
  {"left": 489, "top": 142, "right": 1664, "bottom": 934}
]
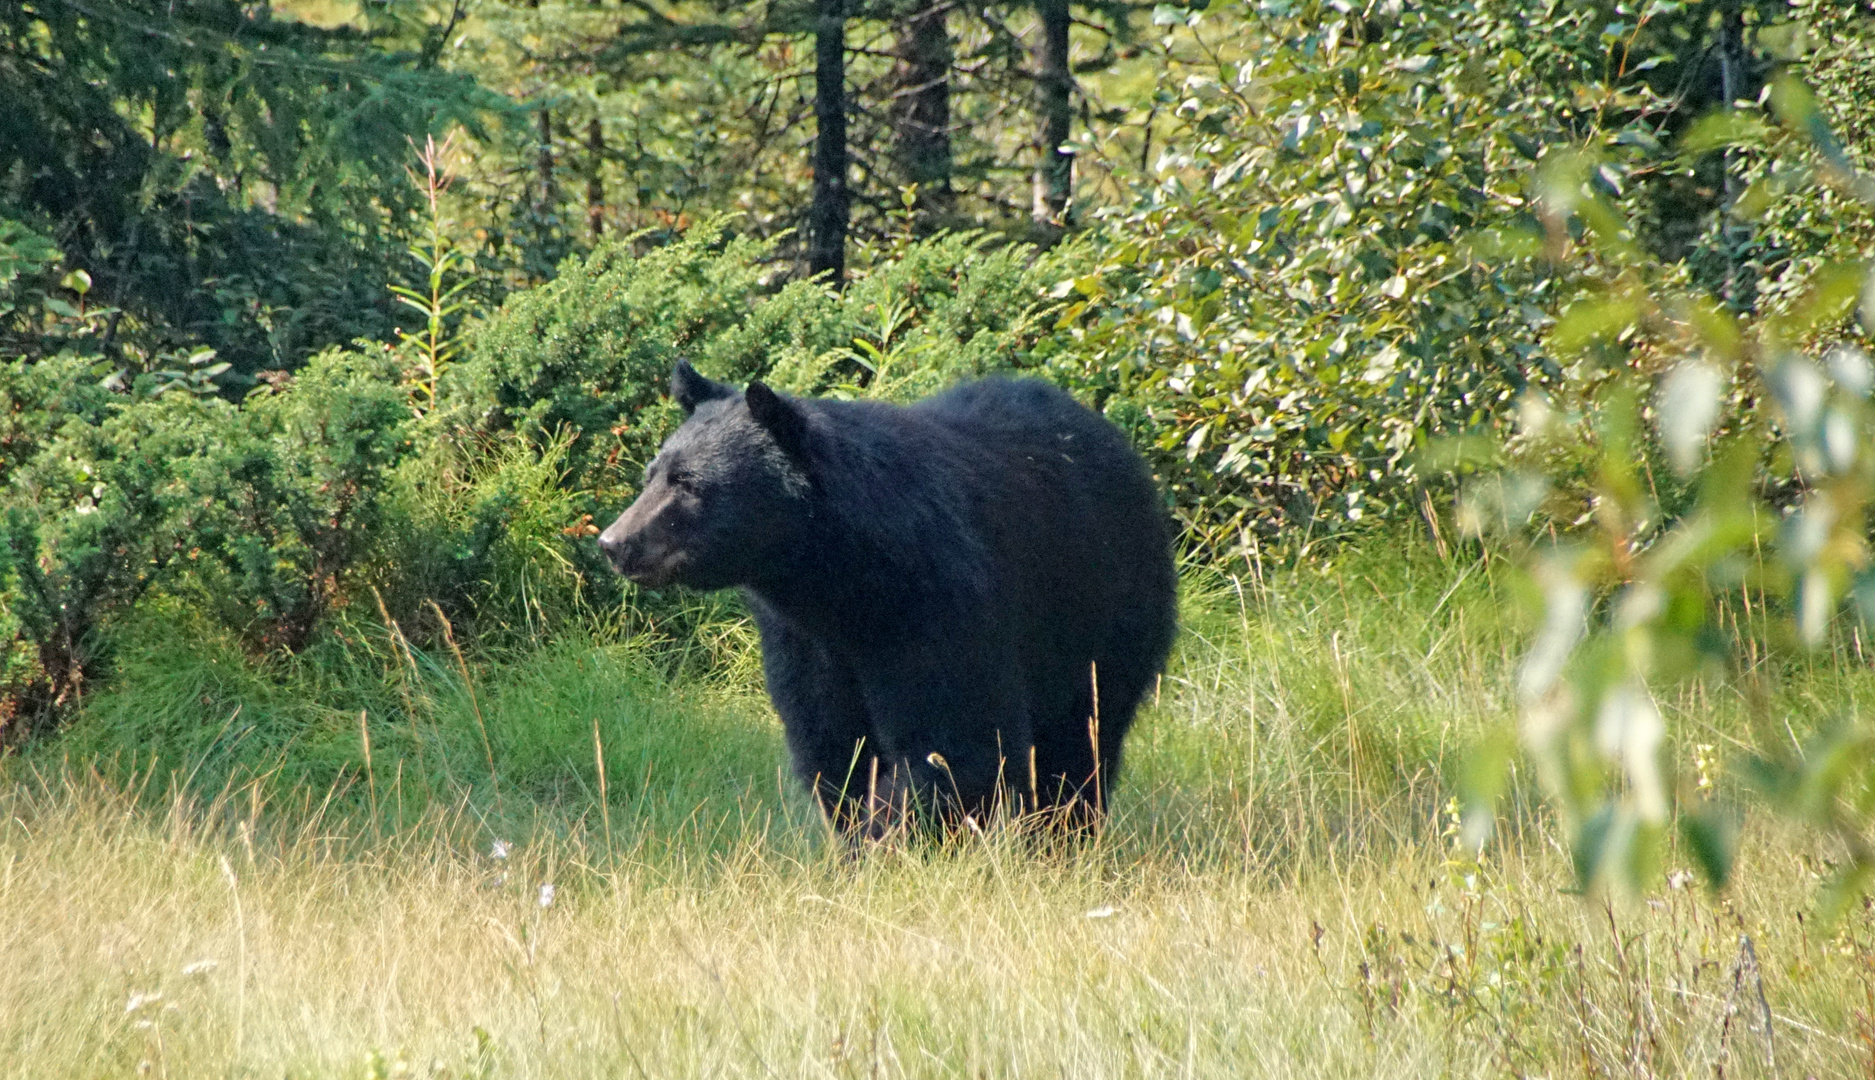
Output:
[
  {"left": 1715, "top": 0, "right": 1750, "bottom": 307},
  {"left": 587, "top": 116, "right": 606, "bottom": 241},
  {"left": 536, "top": 109, "right": 556, "bottom": 213},
  {"left": 535, "top": 107, "right": 558, "bottom": 269},
  {"left": 1032, "top": 0, "right": 1072, "bottom": 228},
  {"left": 1716, "top": 0, "right": 1747, "bottom": 202},
  {"left": 528, "top": 108, "right": 561, "bottom": 277},
  {"left": 809, "top": 0, "right": 850, "bottom": 283},
  {"left": 891, "top": 0, "right": 954, "bottom": 229}
]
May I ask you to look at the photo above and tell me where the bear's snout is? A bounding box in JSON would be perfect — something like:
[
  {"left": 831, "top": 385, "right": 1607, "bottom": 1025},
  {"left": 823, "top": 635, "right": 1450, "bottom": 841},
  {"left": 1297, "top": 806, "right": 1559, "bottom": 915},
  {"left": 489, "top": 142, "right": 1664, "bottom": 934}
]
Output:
[
  {"left": 597, "top": 513, "right": 686, "bottom": 586},
  {"left": 595, "top": 525, "right": 634, "bottom": 574}
]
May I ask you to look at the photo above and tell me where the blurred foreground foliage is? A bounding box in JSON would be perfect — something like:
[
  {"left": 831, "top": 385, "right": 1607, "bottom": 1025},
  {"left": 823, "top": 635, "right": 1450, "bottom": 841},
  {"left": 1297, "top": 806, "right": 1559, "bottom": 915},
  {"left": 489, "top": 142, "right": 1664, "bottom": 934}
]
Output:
[{"left": 1452, "top": 67, "right": 1875, "bottom": 905}]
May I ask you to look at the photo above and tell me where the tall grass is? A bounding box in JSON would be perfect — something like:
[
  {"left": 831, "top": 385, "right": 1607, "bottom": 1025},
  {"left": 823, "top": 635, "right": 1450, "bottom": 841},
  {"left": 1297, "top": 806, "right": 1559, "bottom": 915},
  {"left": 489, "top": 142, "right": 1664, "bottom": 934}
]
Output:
[{"left": 1, "top": 538, "right": 1869, "bottom": 1077}]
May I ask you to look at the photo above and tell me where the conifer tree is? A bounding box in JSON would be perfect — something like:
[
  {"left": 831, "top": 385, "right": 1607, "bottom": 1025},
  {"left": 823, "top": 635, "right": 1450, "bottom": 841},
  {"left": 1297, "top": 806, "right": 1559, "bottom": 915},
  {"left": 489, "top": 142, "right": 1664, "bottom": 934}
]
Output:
[{"left": 0, "top": 0, "right": 496, "bottom": 371}]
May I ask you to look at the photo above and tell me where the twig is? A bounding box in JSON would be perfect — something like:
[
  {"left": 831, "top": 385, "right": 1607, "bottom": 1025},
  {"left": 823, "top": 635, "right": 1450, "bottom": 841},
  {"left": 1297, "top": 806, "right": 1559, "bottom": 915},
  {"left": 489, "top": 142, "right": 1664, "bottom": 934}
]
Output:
[
  {"left": 428, "top": 599, "right": 499, "bottom": 798},
  {"left": 593, "top": 717, "right": 612, "bottom": 852}
]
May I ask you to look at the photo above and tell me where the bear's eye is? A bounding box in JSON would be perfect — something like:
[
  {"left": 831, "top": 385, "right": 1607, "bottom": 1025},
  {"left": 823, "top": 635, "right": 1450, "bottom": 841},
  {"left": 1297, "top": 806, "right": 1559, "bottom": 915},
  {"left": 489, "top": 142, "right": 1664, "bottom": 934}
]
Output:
[{"left": 665, "top": 468, "right": 692, "bottom": 490}]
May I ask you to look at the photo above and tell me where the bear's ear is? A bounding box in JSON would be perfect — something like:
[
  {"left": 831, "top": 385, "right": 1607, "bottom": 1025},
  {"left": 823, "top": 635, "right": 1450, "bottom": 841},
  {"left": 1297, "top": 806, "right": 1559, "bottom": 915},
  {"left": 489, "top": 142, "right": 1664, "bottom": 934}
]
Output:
[
  {"left": 671, "top": 359, "right": 735, "bottom": 415},
  {"left": 745, "top": 381, "right": 809, "bottom": 463}
]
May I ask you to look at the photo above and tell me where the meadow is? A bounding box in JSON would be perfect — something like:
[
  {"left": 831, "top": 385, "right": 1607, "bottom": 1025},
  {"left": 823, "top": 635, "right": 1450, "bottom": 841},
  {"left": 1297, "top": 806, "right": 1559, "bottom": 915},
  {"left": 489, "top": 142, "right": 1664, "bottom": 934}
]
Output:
[{"left": 2, "top": 540, "right": 1868, "bottom": 1079}]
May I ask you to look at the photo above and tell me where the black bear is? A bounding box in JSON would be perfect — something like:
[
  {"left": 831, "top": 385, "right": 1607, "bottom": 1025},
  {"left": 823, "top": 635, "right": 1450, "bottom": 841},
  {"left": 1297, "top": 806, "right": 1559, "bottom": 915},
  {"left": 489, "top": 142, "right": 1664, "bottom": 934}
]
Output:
[{"left": 599, "top": 361, "right": 1177, "bottom": 836}]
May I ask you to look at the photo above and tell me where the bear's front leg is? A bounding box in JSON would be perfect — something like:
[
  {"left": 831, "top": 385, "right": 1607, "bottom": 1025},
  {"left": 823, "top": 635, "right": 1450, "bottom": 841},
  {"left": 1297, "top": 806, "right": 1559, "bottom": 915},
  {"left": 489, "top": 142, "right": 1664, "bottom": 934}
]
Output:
[{"left": 750, "top": 600, "right": 879, "bottom": 834}]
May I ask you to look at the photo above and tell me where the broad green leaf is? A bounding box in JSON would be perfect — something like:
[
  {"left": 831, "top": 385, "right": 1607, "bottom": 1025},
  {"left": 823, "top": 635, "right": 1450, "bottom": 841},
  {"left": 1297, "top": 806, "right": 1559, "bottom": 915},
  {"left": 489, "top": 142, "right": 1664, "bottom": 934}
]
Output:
[
  {"left": 1680, "top": 806, "right": 1736, "bottom": 889},
  {"left": 1656, "top": 360, "right": 1723, "bottom": 476}
]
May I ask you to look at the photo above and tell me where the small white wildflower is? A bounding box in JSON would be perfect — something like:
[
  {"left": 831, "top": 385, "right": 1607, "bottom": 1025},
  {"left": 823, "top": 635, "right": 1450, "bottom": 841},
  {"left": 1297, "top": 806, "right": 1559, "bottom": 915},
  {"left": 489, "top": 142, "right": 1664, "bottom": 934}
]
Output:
[
  {"left": 537, "top": 883, "right": 556, "bottom": 909},
  {"left": 125, "top": 991, "right": 161, "bottom": 1014},
  {"left": 1085, "top": 906, "right": 1116, "bottom": 919},
  {"left": 1667, "top": 869, "right": 1696, "bottom": 890},
  {"left": 489, "top": 839, "right": 511, "bottom": 860},
  {"left": 180, "top": 959, "right": 218, "bottom": 976}
]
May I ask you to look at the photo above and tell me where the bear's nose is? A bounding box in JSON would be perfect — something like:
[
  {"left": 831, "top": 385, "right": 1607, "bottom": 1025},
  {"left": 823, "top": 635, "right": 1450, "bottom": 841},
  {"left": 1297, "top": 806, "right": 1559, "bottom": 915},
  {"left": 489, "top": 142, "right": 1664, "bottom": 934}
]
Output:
[{"left": 597, "top": 529, "right": 634, "bottom": 571}]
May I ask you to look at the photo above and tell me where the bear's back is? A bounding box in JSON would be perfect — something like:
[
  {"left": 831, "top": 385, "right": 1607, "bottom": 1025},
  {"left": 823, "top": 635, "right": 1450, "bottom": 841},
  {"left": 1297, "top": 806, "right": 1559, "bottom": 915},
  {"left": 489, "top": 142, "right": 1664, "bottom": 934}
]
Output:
[
  {"left": 909, "top": 377, "right": 1164, "bottom": 545},
  {"left": 905, "top": 378, "right": 1175, "bottom": 694}
]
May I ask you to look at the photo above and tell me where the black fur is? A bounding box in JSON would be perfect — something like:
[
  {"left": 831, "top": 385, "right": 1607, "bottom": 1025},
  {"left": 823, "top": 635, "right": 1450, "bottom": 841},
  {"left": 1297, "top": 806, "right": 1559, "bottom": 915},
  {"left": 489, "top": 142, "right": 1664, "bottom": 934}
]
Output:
[{"left": 600, "top": 361, "right": 1177, "bottom": 835}]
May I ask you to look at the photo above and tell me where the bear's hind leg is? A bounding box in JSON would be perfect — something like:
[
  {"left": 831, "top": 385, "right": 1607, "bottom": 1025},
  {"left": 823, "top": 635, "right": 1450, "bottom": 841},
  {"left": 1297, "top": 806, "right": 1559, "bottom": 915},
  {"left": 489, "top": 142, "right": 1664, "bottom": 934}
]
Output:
[
  {"left": 1029, "top": 693, "right": 1104, "bottom": 831},
  {"left": 857, "top": 651, "right": 1031, "bottom": 834},
  {"left": 1030, "top": 659, "right": 1154, "bottom": 833}
]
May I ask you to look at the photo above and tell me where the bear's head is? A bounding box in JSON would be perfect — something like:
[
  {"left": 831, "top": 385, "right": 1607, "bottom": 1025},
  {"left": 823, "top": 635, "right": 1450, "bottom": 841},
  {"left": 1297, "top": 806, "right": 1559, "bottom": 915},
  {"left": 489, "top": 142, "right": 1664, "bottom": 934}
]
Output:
[{"left": 598, "top": 360, "right": 812, "bottom": 590}]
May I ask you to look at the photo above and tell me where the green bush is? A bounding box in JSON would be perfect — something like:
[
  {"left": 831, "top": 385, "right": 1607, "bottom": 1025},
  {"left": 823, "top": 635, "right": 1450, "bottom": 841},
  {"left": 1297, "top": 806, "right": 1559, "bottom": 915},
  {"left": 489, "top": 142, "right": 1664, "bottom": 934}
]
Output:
[
  {"left": 168, "top": 346, "right": 417, "bottom": 652},
  {"left": 0, "top": 354, "right": 228, "bottom": 735},
  {"left": 773, "top": 231, "right": 1083, "bottom": 401},
  {"left": 455, "top": 222, "right": 1079, "bottom": 514},
  {"left": 1047, "top": 1, "right": 1588, "bottom": 555},
  {"left": 1041, "top": 0, "right": 1875, "bottom": 557},
  {"left": 372, "top": 427, "right": 602, "bottom": 645},
  {"left": 0, "top": 346, "right": 420, "bottom": 731},
  {"left": 450, "top": 222, "right": 844, "bottom": 511}
]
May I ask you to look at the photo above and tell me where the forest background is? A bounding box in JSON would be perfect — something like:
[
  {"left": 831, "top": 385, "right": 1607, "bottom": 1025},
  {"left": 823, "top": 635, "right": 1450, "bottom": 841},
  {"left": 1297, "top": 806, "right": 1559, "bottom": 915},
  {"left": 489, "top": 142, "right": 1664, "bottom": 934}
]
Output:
[{"left": 8, "top": 1, "right": 1875, "bottom": 1074}]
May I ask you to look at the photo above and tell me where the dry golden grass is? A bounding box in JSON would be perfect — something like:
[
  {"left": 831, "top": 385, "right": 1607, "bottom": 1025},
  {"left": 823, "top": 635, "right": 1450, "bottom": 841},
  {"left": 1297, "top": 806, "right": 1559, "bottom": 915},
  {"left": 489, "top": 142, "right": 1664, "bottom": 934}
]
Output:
[
  {"left": 2, "top": 546, "right": 1870, "bottom": 1078},
  {"left": 0, "top": 771, "right": 1866, "bottom": 1079}
]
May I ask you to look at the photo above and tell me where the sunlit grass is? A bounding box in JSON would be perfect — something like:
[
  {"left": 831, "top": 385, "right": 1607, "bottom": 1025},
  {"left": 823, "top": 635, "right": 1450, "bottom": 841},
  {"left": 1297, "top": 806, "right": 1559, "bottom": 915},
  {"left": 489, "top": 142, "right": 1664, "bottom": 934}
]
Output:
[{"left": 1, "top": 539, "right": 1868, "bottom": 1078}]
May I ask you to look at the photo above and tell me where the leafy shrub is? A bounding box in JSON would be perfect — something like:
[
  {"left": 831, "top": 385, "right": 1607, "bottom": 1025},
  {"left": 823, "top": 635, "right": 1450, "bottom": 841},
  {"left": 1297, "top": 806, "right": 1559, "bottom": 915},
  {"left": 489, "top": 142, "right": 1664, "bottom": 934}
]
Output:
[
  {"left": 0, "top": 346, "right": 419, "bottom": 732},
  {"left": 372, "top": 427, "right": 603, "bottom": 645},
  {"left": 451, "top": 222, "right": 844, "bottom": 510},
  {"left": 168, "top": 346, "right": 417, "bottom": 653},
  {"left": 456, "top": 222, "right": 1077, "bottom": 514},
  {"left": 1046, "top": 2, "right": 1594, "bottom": 555},
  {"left": 1042, "top": 0, "right": 1875, "bottom": 557},
  {"left": 0, "top": 354, "right": 228, "bottom": 736},
  {"left": 771, "top": 231, "right": 1082, "bottom": 400}
]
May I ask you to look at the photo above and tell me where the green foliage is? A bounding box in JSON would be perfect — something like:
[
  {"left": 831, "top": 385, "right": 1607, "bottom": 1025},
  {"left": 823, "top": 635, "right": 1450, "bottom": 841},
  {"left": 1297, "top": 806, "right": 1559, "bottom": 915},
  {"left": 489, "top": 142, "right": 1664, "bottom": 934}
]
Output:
[
  {"left": 391, "top": 134, "right": 481, "bottom": 417},
  {"left": 0, "top": 0, "right": 501, "bottom": 372},
  {"left": 1460, "top": 68, "right": 1875, "bottom": 905},
  {"left": 452, "top": 0, "right": 1140, "bottom": 268},
  {"left": 0, "top": 345, "right": 422, "bottom": 730},
  {"left": 775, "top": 230, "right": 1083, "bottom": 399},
  {"left": 0, "top": 354, "right": 226, "bottom": 734},
  {"left": 0, "top": 217, "right": 126, "bottom": 363},
  {"left": 170, "top": 347, "right": 417, "bottom": 653},
  {"left": 1050, "top": 0, "right": 1574, "bottom": 554},
  {"left": 0, "top": 221, "right": 1081, "bottom": 731},
  {"left": 453, "top": 222, "right": 840, "bottom": 508},
  {"left": 0, "top": 219, "right": 60, "bottom": 299},
  {"left": 377, "top": 428, "right": 602, "bottom": 644},
  {"left": 457, "top": 222, "right": 1075, "bottom": 514},
  {"left": 1046, "top": 0, "right": 1875, "bottom": 555}
]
